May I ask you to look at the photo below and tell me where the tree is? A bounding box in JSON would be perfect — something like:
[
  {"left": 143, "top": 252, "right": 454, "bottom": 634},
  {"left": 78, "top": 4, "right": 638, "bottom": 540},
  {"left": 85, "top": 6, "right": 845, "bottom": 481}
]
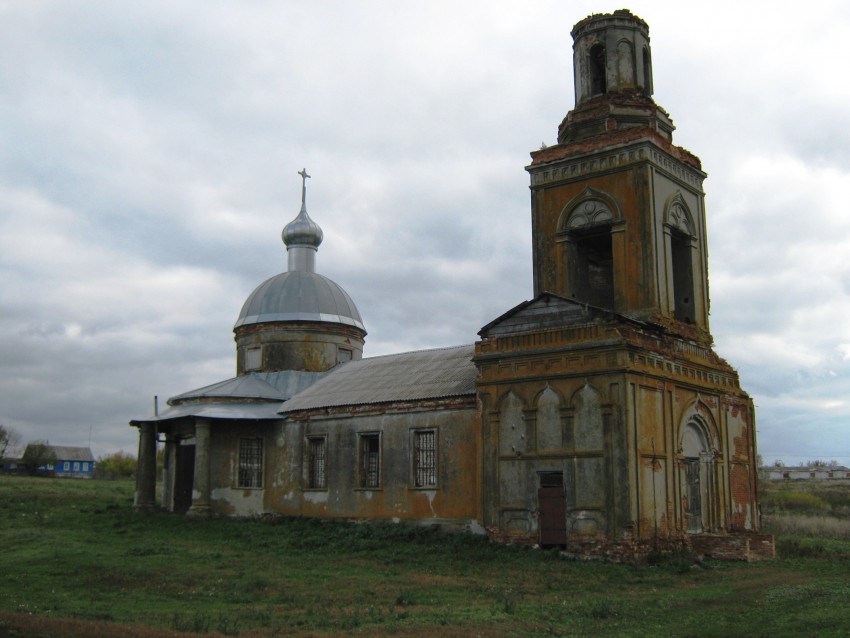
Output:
[
  {"left": 0, "top": 424, "right": 21, "bottom": 461},
  {"left": 805, "top": 459, "right": 839, "bottom": 468},
  {"left": 94, "top": 451, "right": 137, "bottom": 479},
  {"left": 21, "top": 441, "right": 57, "bottom": 475}
]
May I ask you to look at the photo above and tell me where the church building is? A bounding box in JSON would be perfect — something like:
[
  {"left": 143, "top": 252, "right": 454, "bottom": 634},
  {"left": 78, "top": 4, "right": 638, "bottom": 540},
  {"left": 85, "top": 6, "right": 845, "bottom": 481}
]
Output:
[{"left": 132, "top": 11, "right": 771, "bottom": 559}]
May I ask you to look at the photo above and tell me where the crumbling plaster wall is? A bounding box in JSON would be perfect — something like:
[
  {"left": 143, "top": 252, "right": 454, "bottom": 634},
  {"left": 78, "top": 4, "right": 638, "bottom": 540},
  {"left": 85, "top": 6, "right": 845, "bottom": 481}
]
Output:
[
  {"left": 478, "top": 360, "right": 632, "bottom": 543},
  {"left": 267, "top": 402, "right": 480, "bottom": 526}
]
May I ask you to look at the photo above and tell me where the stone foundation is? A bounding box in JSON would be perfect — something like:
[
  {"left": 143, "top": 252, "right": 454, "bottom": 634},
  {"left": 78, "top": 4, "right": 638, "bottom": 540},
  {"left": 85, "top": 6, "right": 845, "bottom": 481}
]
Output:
[
  {"left": 488, "top": 528, "right": 776, "bottom": 563},
  {"left": 690, "top": 532, "right": 776, "bottom": 561}
]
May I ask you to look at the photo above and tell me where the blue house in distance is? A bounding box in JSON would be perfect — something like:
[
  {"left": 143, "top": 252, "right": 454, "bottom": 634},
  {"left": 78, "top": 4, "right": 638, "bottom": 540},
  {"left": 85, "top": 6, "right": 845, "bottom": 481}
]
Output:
[{"left": 33, "top": 445, "right": 95, "bottom": 478}]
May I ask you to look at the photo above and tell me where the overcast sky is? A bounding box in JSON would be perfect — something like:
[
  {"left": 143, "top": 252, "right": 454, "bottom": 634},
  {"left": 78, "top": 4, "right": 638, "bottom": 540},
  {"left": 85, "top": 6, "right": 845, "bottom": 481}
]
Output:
[{"left": 2, "top": 0, "right": 849, "bottom": 466}]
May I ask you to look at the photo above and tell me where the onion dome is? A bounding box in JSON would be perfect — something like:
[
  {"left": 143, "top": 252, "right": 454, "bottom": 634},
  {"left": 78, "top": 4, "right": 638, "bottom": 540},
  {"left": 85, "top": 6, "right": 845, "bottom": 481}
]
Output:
[
  {"left": 282, "top": 168, "right": 323, "bottom": 251},
  {"left": 234, "top": 168, "right": 365, "bottom": 333},
  {"left": 234, "top": 270, "right": 365, "bottom": 331}
]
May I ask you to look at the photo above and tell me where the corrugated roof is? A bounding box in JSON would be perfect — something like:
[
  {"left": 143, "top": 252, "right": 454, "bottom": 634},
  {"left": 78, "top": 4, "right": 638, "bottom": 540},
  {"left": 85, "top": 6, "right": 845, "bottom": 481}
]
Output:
[
  {"left": 45, "top": 446, "right": 94, "bottom": 462},
  {"left": 279, "top": 344, "right": 477, "bottom": 413},
  {"left": 168, "top": 370, "right": 327, "bottom": 404}
]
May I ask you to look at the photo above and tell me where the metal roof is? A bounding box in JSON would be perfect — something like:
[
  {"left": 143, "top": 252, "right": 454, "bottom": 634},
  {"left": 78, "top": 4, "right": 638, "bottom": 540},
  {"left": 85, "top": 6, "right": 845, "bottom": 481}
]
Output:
[
  {"left": 234, "top": 270, "right": 365, "bottom": 331},
  {"left": 130, "top": 402, "right": 284, "bottom": 425},
  {"left": 43, "top": 446, "right": 95, "bottom": 462},
  {"left": 168, "top": 370, "right": 327, "bottom": 405},
  {"left": 279, "top": 344, "right": 476, "bottom": 413}
]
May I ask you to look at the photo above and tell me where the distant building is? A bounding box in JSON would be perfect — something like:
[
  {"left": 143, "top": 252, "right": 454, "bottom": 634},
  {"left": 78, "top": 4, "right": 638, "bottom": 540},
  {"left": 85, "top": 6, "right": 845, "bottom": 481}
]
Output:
[
  {"left": 24, "top": 445, "right": 95, "bottom": 478},
  {"left": 761, "top": 465, "right": 850, "bottom": 481},
  {"left": 131, "top": 11, "right": 768, "bottom": 559}
]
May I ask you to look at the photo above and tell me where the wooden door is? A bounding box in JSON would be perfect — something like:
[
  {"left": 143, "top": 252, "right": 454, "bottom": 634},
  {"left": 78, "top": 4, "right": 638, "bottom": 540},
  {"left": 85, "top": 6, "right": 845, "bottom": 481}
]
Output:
[{"left": 538, "top": 473, "right": 566, "bottom": 546}]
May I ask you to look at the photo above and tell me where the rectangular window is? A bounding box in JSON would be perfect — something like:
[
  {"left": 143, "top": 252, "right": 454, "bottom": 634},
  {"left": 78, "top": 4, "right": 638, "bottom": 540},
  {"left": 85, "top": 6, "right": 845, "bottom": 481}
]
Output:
[
  {"left": 246, "top": 346, "right": 262, "bottom": 371},
  {"left": 63, "top": 462, "right": 70, "bottom": 471},
  {"left": 359, "top": 433, "right": 380, "bottom": 488},
  {"left": 337, "top": 348, "right": 352, "bottom": 364},
  {"left": 238, "top": 438, "right": 263, "bottom": 488},
  {"left": 73, "top": 462, "right": 80, "bottom": 471},
  {"left": 308, "top": 437, "right": 327, "bottom": 489},
  {"left": 413, "top": 429, "right": 437, "bottom": 487}
]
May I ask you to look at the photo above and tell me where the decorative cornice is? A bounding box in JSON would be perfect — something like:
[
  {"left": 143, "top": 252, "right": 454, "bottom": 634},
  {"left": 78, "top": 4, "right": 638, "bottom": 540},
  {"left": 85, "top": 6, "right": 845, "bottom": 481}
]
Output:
[{"left": 528, "top": 139, "right": 705, "bottom": 191}]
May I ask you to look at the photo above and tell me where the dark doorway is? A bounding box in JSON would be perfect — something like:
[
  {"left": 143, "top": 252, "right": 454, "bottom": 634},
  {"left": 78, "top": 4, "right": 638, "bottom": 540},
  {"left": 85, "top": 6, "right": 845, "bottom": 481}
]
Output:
[
  {"left": 174, "top": 444, "right": 195, "bottom": 513},
  {"left": 685, "top": 459, "right": 702, "bottom": 533},
  {"left": 538, "top": 472, "right": 566, "bottom": 547}
]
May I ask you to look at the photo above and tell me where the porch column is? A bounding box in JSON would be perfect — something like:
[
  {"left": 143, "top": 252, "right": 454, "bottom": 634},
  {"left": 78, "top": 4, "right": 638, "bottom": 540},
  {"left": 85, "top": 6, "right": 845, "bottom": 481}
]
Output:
[
  {"left": 134, "top": 422, "right": 157, "bottom": 511},
  {"left": 188, "top": 418, "right": 211, "bottom": 516},
  {"left": 161, "top": 434, "right": 178, "bottom": 511}
]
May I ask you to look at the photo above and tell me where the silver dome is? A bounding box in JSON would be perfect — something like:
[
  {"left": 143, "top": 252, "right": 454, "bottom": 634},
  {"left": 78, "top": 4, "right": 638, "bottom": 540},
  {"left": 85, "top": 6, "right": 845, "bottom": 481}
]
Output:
[{"left": 234, "top": 270, "right": 365, "bottom": 331}]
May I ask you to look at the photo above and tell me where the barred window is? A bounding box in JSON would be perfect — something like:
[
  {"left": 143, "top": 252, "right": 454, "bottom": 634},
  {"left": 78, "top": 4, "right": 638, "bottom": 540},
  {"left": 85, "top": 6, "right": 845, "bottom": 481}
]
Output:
[
  {"left": 308, "top": 437, "right": 327, "bottom": 489},
  {"left": 238, "top": 438, "right": 263, "bottom": 488},
  {"left": 413, "top": 429, "right": 437, "bottom": 487},
  {"left": 359, "top": 433, "right": 380, "bottom": 488}
]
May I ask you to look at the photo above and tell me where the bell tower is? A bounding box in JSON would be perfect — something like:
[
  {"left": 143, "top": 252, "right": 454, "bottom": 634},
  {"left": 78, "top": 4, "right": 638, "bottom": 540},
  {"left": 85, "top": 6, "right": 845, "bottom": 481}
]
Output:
[{"left": 528, "top": 9, "right": 709, "bottom": 343}]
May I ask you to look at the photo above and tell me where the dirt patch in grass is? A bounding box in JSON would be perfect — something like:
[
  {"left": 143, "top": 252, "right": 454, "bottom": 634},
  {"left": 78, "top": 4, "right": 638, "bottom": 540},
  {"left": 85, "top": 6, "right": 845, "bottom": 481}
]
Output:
[{"left": 0, "top": 611, "right": 216, "bottom": 638}]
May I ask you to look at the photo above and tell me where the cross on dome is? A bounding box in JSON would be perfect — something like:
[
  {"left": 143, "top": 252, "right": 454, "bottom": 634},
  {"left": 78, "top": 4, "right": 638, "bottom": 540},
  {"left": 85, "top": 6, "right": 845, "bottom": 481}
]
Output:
[{"left": 282, "top": 168, "right": 323, "bottom": 272}]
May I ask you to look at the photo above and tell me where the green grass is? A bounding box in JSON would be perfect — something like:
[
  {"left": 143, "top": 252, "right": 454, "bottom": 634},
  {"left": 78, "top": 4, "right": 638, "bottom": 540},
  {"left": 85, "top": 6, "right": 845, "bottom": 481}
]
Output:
[{"left": 2, "top": 476, "right": 850, "bottom": 637}]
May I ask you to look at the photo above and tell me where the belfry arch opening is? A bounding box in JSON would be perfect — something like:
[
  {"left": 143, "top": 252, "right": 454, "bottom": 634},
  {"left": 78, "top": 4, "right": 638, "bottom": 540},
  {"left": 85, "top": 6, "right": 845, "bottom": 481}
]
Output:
[
  {"left": 670, "top": 229, "right": 695, "bottom": 323},
  {"left": 589, "top": 44, "right": 606, "bottom": 95},
  {"left": 641, "top": 46, "right": 652, "bottom": 95},
  {"left": 570, "top": 228, "right": 614, "bottom": 309}
]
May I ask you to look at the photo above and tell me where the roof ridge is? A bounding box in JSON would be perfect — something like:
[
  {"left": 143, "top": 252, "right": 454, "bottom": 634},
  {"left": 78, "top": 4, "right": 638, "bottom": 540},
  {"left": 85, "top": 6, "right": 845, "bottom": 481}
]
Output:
[{"left": 361, "top": 343, "right": 474, "bottom": 362}]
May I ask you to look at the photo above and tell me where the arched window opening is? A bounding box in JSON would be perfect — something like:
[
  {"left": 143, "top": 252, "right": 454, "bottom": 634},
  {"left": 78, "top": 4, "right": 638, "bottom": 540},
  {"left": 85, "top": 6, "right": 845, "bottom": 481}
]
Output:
[
  {"left": 590, "top": 44, "right": 607, "bottom": 95},
  {"left": 572, "top": 228, "right": 614, "bottom": 309},
  {"left": 641, "top": 46, "right": 652, "bottom": 94},
  {"left": 670, "top": 229, "right": 694, "bottom": 323}
]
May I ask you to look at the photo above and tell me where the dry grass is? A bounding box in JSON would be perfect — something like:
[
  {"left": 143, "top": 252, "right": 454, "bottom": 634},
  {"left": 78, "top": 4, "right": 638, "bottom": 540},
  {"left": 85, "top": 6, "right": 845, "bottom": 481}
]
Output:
[{"left": 762, "top": 513, "right": 850, "bottom": 539}]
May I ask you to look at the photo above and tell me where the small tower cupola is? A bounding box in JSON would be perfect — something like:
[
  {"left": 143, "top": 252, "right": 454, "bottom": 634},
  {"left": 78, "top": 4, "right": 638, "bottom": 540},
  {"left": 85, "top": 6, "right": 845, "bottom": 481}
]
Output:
[
  {"left": 571, "top": 9, "right": 653, "bottom": 105},
  {"left": 282, "top": 168, "right": 324, "bottom": 273},
  {"left": 234, "top": 169, "right": 366, "bottom": 375},
  {"left": 557, "top": 10, "right": 673, "bottom": 145}
]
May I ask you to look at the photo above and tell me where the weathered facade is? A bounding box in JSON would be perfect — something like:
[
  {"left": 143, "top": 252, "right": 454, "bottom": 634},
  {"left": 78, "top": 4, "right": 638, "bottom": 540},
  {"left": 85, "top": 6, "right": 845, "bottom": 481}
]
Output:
[{"left": 132, "top": 11, "right": 769, "bottom": 558}]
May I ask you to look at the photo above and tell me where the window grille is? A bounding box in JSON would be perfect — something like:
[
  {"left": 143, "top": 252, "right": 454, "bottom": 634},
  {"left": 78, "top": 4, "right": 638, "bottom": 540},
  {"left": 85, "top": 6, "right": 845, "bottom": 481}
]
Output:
[
  {"left": 308, "top": 437, "right": 327, "bottom": 489},
  {"left": 414, "top": 430, "right": 437, "bottom": 487},
  {"left": 238, "top": 438, "right": 263, "bottom": 488},
  {"left": 360, "top": 434, "right": 380, "bottom": 488}
]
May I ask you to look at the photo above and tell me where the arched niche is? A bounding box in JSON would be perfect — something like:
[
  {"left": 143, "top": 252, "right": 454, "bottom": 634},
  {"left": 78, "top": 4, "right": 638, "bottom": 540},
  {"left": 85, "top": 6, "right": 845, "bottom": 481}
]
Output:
[
  {"left": 572, "top": 382, "right": 603, "bottom": 450},
  {"left": 535, "top": 385, "right": 562, "bottom": 451},
  {"left": 616, "top": 39, "right": 635, "bottom": 86},
  {"left": 499, "top": 391, "right": 526, "bottom": 455}
]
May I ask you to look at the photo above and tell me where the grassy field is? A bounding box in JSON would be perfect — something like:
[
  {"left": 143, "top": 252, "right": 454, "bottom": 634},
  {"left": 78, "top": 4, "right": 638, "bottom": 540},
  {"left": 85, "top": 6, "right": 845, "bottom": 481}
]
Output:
[{"left": 1, "top": 476, "right": 850, "bottom": 637}]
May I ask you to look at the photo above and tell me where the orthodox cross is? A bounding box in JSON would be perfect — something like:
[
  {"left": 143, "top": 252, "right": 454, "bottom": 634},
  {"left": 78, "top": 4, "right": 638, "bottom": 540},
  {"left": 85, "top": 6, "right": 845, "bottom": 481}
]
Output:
[{"left": 298, "top": 168, "right": 311, "bottom": 206}]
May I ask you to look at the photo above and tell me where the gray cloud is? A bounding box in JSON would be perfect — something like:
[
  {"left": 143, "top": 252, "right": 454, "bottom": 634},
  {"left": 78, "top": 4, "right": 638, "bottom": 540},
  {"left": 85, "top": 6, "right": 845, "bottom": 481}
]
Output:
[{"left": 1, "top": 0, "right": 849, "bottom": 466}]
